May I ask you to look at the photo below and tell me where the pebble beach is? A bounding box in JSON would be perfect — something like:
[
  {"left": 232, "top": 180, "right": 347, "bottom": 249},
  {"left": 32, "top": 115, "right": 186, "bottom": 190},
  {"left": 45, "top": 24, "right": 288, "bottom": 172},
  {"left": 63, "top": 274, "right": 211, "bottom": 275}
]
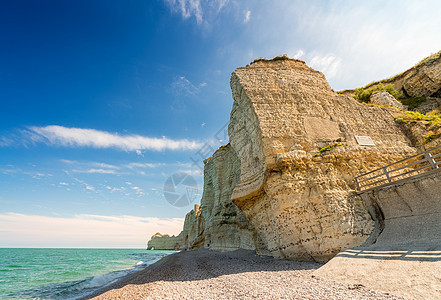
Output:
[{"left": 89, "top": 249, "right": 404, "bottom": 300}]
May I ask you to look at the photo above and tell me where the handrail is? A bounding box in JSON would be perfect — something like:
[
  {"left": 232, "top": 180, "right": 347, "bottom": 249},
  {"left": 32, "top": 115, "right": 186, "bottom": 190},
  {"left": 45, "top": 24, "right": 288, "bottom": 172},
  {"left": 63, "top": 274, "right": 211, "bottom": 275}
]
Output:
[{"left": 355, "top": 144, "right": 441, "bottom": 191}]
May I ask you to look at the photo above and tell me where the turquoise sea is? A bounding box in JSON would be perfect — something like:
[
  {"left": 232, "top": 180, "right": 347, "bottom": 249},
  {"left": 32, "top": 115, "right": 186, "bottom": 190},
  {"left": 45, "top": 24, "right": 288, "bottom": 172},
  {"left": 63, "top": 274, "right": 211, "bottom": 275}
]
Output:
[{"left": 0, "top": 248, "right": 175, "bottom": 299}]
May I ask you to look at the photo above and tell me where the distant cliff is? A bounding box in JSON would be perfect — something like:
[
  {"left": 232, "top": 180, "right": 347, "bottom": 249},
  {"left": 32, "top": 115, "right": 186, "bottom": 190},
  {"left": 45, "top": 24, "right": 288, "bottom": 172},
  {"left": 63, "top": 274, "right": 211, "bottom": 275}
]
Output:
[
  {"left": 147, "top": 232, "right": 183, "bottom": 250},
  {"left": 149, "top": 144, "right": 256, "bottom": 252},
  {"left": 148, "top": 52, "right": 441, "bottom": 262}
]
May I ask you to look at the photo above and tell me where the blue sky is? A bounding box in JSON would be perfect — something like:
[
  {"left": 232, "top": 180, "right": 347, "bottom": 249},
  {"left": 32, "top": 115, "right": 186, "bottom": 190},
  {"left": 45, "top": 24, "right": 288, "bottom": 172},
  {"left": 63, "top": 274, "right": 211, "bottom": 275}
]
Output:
[{"left": 1, "top": 0, "right": 440, "bottom": 247}]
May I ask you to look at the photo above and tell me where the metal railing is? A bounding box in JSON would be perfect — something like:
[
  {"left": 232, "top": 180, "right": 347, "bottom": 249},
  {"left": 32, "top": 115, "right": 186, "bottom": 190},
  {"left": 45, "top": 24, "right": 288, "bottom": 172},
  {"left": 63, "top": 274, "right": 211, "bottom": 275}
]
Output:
[{"left": 355, "top": 144, "right": 441, "bottom": 191}]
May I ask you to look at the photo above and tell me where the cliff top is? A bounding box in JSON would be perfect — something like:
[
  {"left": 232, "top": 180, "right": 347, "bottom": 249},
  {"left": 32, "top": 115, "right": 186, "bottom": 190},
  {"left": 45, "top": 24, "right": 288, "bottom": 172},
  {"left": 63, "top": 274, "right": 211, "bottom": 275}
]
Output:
[
  {"left": 151, "top": 232, "right": 169, "bottom": 238},
  {"left": 247, "top": 54, "right": 308, "bottom": 69},
  {"left": 340, "top": 50, "right": 441, "bottom": 94}
]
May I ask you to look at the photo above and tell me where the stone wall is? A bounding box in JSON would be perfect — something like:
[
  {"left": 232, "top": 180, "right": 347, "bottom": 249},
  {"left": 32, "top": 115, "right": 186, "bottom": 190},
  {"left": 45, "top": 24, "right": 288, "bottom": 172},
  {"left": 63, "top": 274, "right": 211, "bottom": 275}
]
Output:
[
  {"left": 359, "top": 169, "right": 441, "bottom": 246},
  {"left": 314, "top": 169, "right": 441, "bottom": 299}
]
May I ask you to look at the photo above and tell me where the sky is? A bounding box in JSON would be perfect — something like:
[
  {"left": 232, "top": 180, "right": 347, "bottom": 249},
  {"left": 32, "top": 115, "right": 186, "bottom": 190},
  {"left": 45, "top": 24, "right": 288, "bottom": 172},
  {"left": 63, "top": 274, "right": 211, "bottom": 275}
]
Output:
[{"left": 1, "top": 0, "right": 440, "bottom": 248}]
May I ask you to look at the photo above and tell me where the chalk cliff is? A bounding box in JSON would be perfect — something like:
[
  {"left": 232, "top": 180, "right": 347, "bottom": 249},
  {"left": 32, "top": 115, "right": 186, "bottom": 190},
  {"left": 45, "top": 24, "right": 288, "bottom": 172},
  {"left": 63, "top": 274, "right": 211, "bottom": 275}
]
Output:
[
  {"left": 228, "top": 58, "right": 415, "bottom": 261},
  {"left": 198, "top": 144, "right": 256, "bottom": 251},
  {"left": 147, "top": 232, "right": 183, "bottom": 250},
  {"left": 150, "top": 144, "right": 257, "bottom": 251},
  {"left": 149, "top": 52, "right": 441, "bottom": 261},
  {"left": 341, "top": 50, "right": 441, "bottom": 99}
]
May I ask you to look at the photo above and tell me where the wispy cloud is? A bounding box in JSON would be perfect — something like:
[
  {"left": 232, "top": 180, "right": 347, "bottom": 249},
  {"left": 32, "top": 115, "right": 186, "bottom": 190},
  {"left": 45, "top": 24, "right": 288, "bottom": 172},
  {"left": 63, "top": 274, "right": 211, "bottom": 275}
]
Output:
[
  {"left": 164, "top": 0, "right": 230, "bottom": 25},
  {"left": 0, "top": 213, "right": 184, "bottom": 247},
  {"left": 126, "top": 162, "right": 165, "bottom": 169},
  {"left": 0, "top": 137, "right": 13, "bottom": 147},
  {"left": 165, "top": 0, "right": 204, "bottom": 24},
  {"left": 72, "top": 168, "right": 118, "bottom": 174},
  {"left": 171, "top": 76, "right": 206, "bottom": 97},
  {"left": 291, "top": 49, "right": 304, "bottom": 59},
  {"left": 243, "top": 10, "right": 251, "bottom": 23},
  {"left": 309, "top": 54, "right": 341, "bottom": 79},
  {"left": 23, "top": 125, "right": 203, "bottom": 151}
]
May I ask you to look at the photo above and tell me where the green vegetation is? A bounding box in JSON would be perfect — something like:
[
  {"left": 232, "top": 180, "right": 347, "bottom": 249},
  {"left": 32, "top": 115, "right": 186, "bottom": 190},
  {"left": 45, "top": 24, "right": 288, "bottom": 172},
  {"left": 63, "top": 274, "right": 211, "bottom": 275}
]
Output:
[
  {"left": 353, "top": 83, "right": 403, "bottom": 103},
  {"left": 399, "top": 96, "right": 426, "bottom": 110},
  {"left": 414, "top": 50, "right": 441, "bottom": 68},
  {"left": 425, "top": 133, "right": 436, "bottom": 143},
  {"left": 251, "top": 54, "right": 292, "bottom": 64},
  {"left": 396, "top": 110, "right": 441, "bottom": 125},
  {"left": 313, "top": 143, "right": 343, "bottom": 157},
  {"left": 339, "top": 50, "right": 441, "bottom": 105},
  {"left": 396, "top": 110, "right": 441, "bottom": 143}
]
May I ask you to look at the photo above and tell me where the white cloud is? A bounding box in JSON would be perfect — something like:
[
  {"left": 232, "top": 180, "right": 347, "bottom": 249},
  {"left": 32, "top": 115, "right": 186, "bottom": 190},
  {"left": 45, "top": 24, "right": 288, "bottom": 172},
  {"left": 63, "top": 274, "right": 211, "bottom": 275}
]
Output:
[
  {"left": 0, "top": 213, "right": 184, "bottom": 248},
  {"left": 291, "top": 49, "right": 305, "bottom": 59},
  {"left": 171, "top": 76, "right": 206, "bottom": 97},
  {"left": 0, "top": 136, "right": 13, "bottom": 147},
  {"left": 165, "top": 0, "right": 203, "bottom": 24},
  {"left": 26, "top": 125, "right": 203, "bottom": 151},
  {"left": 177, "top": 169, "right": 204, "bottom": 177},
  {"left": 126, "top": 162, "right": 165, "bottom": 169},
  {"left": 93, "top": 162, "right": 119, "bottom": 169},
  {"left": 59, "top": 182, "right": 69, "bottom": 186},
  {"left": 73, "top": 168, "right": 118, "bottom": 174},
  {"left": 244, "top": 10, "right": 251, "bottom": 23},
  {"left": 164, "top": 0, "right": 229, "bottom": 25},
  {"left": 309, "top": 54, "right": 342, "bottom": 79}
]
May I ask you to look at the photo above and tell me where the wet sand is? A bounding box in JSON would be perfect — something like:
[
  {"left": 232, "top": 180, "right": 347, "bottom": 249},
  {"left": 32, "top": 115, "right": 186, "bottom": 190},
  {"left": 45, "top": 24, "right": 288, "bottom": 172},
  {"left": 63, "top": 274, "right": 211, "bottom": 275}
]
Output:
[{"left": 89, "top": 248, "right": 404, "bottom": 299}]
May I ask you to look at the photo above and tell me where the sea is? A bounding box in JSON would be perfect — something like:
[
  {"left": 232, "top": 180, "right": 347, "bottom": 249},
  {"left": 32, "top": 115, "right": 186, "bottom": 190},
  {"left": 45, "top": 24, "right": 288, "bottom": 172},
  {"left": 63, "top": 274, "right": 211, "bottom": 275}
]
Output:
[{"left": 0, "top": 248, "right": 176, "bottom": 299}]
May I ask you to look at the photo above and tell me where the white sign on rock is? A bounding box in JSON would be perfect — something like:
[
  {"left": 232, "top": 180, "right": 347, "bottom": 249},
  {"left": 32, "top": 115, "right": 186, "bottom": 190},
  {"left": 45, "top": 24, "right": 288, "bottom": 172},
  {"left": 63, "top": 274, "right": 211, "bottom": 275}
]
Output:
[{"left": 355, "top": 136, "right": 375, "bottom": 146}]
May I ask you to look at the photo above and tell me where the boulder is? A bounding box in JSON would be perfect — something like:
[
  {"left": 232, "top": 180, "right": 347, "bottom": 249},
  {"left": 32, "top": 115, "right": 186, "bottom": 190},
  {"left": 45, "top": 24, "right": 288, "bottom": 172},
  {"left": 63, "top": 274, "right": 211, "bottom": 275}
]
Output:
[{"left": 370, "top": 91, "right": 405, "bottom": 109}]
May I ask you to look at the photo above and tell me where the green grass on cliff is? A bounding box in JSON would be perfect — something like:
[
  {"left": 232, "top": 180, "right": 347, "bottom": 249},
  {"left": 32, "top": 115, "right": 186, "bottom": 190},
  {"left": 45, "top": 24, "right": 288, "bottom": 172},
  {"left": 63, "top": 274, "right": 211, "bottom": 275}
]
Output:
[
  {"left": 339, "top": 50, "right": 441, "bottom": 106},
  {"left": 251, "top": 54, "right": 295, "bottom": 64},
  {"left": 414, "top": 50, "right": 441, "bottom": 68},
  {"left": 313, "top": 143, "right": 342, "bottom": 157},
  {"left": 396, "top": 110, "right": 441, "bottom": 125},
  {"left": 395, "top": 110, "right": 441, "bottom": 143},
  {"left": 398, "top": 96, "right": 427, "bottom": 109},
  {"left": 353, "top": 83, "right": 403, "bottom": 103}
]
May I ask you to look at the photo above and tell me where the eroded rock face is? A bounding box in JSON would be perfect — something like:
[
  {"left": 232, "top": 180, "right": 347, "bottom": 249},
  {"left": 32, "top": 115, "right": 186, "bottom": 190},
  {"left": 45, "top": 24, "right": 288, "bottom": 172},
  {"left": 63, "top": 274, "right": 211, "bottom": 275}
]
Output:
[
  {"left": 182, "top": 204, "right": 205, "bottom": 249},
  {"left": 370, "top": 91, "right": 405, "bottom": 110},
  {"left": 147, "top": 144, "right": 257, "bottom": 251},
  {"left": 178, "top": 144, "right": 257, "bottom": 251},
  {"left": 147, "top": 232, "right": 183, "bottom": 250},
  {"left": 200, "top": 144, "right": 256, "bottom": 251},
  {"left": 403, "top": 57, "right": 441, "bottom": 97},
  {"left": 228, "top": 59, "right": 416, "bottom": 261}
]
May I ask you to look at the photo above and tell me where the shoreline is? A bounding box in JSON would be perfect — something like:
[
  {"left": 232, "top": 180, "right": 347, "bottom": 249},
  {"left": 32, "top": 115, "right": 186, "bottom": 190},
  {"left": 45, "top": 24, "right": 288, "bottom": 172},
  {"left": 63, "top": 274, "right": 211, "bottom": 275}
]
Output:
[
  {"left": 84, "top": 250, "right": 181, "bottom": 299},
  {"left": 88, "top": 249, "right": 404, "bottom": 299}
]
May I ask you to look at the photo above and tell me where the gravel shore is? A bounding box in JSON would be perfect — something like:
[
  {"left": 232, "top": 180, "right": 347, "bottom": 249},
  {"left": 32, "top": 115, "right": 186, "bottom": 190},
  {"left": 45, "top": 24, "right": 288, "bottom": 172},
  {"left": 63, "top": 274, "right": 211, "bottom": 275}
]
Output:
[{"left": 89, "top": 249, "right": 404, "bottom": 299}]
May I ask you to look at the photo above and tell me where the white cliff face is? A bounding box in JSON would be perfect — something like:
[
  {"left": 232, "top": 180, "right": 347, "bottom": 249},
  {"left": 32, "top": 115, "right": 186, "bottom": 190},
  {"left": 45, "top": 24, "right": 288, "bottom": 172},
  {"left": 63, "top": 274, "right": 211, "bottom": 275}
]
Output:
[
  {"left": 148, "top": 55, "right": 441, "bottom": 261},
  {"left": 147, "top": 232, "right": 183, "bottom": 250},
  {"left": 200, "top": 144, "right": 256, "bottom": 251},
  {"left": 182, "top": 204, "right": 205, "bottom": 249},
  {"left": 178, "top": 144, "right": 257, "bottom": 251},
  {"left": 228, "top": 59, "right": 416, "bottom": 261}
]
